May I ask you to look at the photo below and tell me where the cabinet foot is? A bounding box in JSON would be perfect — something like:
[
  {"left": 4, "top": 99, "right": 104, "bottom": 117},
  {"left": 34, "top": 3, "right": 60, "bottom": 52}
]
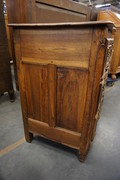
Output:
[
  {"left": 8, "top": 90, "right": 15, "bottom": 102},
  {"left": 111, "top": 74, "right": 116, "bottom": 80},
  {"left": 25, "top": 132, "right": 33, "bottom": 143},
  {"left": 78, "top": 151, "right": 86, "bottom": 162}
]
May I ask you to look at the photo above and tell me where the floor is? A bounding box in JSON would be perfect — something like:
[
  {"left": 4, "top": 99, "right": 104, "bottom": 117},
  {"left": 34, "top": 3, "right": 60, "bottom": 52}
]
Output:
[{"left": 0, "top": 80, "right": 120, "bottom": 180}]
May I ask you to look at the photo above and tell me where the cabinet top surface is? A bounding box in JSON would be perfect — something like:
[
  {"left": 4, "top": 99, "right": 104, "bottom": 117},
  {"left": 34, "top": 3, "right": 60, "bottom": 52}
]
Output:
[
  {"left": 98, "top": 10, "right": 120, "bottom": 28},
  {"left": 9, "top": 21, "right": 114, "bottom": 30}
]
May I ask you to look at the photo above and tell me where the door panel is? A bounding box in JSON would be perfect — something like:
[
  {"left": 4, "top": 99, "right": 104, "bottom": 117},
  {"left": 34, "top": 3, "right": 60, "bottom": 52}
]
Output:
[
  {"left": 35, "top": 3, "right": 87, "bottom": 23},
  {"left": 24, "top": 63, "right": 49, "bottom": 124},
  {"left": 56, "top": 67, "right": 88, "bottom": 133}
]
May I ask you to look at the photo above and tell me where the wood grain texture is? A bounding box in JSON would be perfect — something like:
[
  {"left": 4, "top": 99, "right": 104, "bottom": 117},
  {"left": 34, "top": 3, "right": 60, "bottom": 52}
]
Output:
[
  {"left": 20, "top": 28, "right": 91, "bottom": 69},
  {"left": 36, "top": 0, "right": 89, "bottom": 14},
  {"left": 6, "top": 0, "right": 28, "bottom": 23},
  {"left": 57, "top": 68, "right": 88, "bottom": 132},
  {"left": 6, "top": 0, "right": 92, "bottom": 23},
  {"left": 12, "top": 22, "right": 114, "bottom": 161},
  {"left": 24, "top": 64, "right": 49, "bottom": 123},
  {"left": 28, "top": 118, "right": 81, "bottom": 149},
  {"left": 35, "top": 2, "right": 87, "bottom": 23},
  {"left": 5, "top": 0, "right": 28, "bottom": 89},
  {"left": 48, "top": 64, "right": 56, "bottom": 127},
  {"left": 13, "top": 30, "right": 32, "bottom": 142}
]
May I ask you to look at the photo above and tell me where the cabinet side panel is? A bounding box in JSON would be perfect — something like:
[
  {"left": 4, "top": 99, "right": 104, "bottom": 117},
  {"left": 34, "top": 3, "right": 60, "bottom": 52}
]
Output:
[
  {"left": 57, "top": 67, "right": 88, "bottom": 133},
  {"left": 24, "top": 63, "right": 49, "bottom": 124}
]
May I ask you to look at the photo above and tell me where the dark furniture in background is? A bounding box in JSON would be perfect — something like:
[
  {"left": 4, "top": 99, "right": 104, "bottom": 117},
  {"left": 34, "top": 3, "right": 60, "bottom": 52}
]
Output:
[
  {"left": 11, "top": 21, "right": 114, "bottom": 161},
  {"left": 98, "top": 10, "right": 120, "bottom": 79},
  {"left": 0, "top": 0, "right": 14, "bottom": 101}
]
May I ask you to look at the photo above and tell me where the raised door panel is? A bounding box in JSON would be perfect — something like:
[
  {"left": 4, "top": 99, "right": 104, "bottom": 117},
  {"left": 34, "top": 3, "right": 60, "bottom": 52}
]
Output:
[
  {"left": 23, "top": 63, "right": 49, "bottom": 124},
  {"left": 56, "top": 67, "right": 88, "bottom": 133},
  {"left": 35, "top": 3, "right": 87, "bottom": 23}
]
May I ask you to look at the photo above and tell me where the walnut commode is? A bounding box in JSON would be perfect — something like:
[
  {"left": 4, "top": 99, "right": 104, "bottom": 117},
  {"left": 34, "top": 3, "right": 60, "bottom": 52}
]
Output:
[{"left": 10, "top": 21, "right": 114, "bottom": 161}]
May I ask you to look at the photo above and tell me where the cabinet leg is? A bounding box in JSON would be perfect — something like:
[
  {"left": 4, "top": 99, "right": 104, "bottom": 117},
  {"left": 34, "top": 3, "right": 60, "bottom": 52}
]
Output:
[
  {"left": 111, "top": 74, "right": 116, "bottom": 80},
  {"left": 25, "top": 132, "right": 33, "bottom": 143},
  {"left": 78, "top": 151, "right": 86, "bottom": 162},
  {"left": 8, "top": 90, "right": 15, "bottom": 102}
]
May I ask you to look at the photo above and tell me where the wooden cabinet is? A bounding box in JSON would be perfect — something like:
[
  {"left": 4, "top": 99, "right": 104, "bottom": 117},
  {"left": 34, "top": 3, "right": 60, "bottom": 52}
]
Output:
[
  {"left": 11, "top": 21, "right": 114, "bottom": 161},
  {"left": 0, "top": 0, "right": 14, "bottom": 100},
  {"left": 28, "top": 0, "right": 93, "bottom": 23},
  {"left": 5, "top": 0, "right": 95, "bottom": 90},
  {"left": 98, "top": 10, "right": 120, "bottom": 79},
  {"left": 6, "top": 0, "right": 93, "bottom": 23}
]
